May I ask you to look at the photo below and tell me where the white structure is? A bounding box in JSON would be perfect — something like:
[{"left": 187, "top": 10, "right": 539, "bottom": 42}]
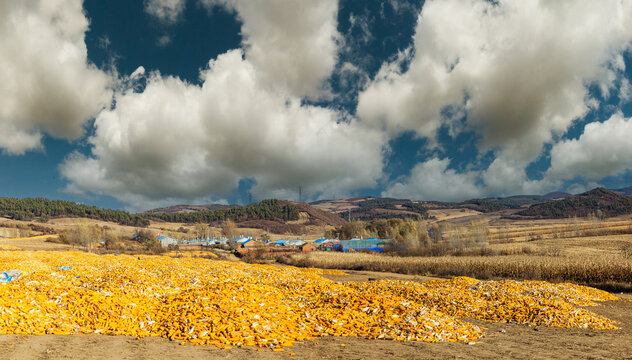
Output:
[{"left": 157, "top": 235, "right": 178, "bottom": 248}]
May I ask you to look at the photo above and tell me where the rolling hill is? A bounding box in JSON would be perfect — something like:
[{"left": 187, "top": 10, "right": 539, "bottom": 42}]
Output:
[
  {"left": 612, "top": 186, "right": 632, "bottom": 196},
  {"left": 311, "top": 197, "right": 428, "bottom": 221},
  {"left": 515, "top": 188, "right": 632, "bottom": 219},
  {"left": 543, "top": 191, "right": 572, "bottom": 199},
  {"left": 144, "top": 204, "right": 237, "bottom": 214},
  {"left": 0, "top": 197, "right": 149, "bottom": 226},
  {"left": 144, "top": 199, "right": 346, "bottom": 234}
]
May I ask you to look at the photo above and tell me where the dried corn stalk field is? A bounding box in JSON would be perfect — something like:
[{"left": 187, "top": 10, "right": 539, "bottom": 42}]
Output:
[
  {"left": 0, "top": 251, "right": 621, "bottom": 352},
  {"left": 282, "top": 252, "right": 632, "bottom": 289}
]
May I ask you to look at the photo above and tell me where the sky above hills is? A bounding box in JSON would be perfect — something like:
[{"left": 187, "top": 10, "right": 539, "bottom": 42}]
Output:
[{"left": 1, "top": 0, "right": 632, "bottom": 211}]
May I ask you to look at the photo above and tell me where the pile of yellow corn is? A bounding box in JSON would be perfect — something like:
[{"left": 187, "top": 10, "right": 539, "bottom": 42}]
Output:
[
  {"left": 0, "top": 251, "right": 619, "bottom": 350},
  {"left": 349, "top": 277, "right": 618, "bottom": 329}
]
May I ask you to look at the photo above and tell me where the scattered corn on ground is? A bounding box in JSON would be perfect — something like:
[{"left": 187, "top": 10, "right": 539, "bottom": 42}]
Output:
[
  {"left": 0, "top": 251, "right": 619, "bottom": 350},
  {"left": 0, "top": 245, "right": 20, "bottom": 250},
  {"left": 0, "top": 235, "right": 52, "bottom": 242}
]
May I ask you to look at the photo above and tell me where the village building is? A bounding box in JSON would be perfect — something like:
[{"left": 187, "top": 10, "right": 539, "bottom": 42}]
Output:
[
  {"left": 156, "top": 235, "right": 178, "bottom": 248},
  {"left": 300, "top": 243, "right": 316, "bottom": 253}
]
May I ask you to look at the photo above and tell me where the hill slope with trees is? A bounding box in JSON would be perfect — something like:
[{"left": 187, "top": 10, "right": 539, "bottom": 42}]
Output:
[
  {"left": 311, "top": 197, "right": 428, "bottom": 221},
  {"left": 0, "top": 197, "right": 149, "bottom": 226},
  {"left": 144, "top": 199, "right": 300, "bottom": 224},
  {"left": 515, "top": 188, "right": 632, "bottom": 219}
]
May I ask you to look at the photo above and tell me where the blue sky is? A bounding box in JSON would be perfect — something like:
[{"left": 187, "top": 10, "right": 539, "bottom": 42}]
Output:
[{"left": 1, "top": 0, "right": 632, "bottom": 211}]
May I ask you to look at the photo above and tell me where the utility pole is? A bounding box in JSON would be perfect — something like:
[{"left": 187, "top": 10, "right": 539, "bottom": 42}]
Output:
[
  {"left": 348, "top": 208, "right": 351, "bottom": 222},
  {"left": 299, "top": 186, "right": 302, "bottom": 203}
]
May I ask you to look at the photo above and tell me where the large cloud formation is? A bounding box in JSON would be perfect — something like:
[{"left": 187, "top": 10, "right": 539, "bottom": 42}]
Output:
[
  {"left": 0, "top": 0, "right": 111, "bottom": 155},
  {"left": 547, "top": 113, "right": 632, "bottom": 182},
  {"left": 372, "top": 0, "right": 632, "bottom": 200},
  {"left": 11, "top": 0, "right": 632, "bottom": 207},
  {"left": 62, "top": 1, "right": 383, "bottom": 210},
  {"left": 201, "top": 0, "right": 340, "bottom": 99},
  {"left": 384, "top": 158, "right": 483, "bottom": 201}
]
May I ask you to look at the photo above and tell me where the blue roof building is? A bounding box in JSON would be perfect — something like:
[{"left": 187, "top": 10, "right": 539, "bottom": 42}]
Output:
[{"left": 340, "top": 238, "right": 392, "bottom": 252}]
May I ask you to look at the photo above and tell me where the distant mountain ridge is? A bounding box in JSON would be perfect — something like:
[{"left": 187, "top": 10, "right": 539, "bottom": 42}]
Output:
[
  {"left": 3, "top": 185, "right": 631, "bottom": 232},
  {"left": 612, "top": 186, "right": 632, "bottom": 196},
  {"left": 144, "top": 204, "right": 237, "bottom": 214},
  {"left": 515, "top": 188, "right": 632, "bottom": 219},
  {"left": 144, "top": 199, "right": 345, "bottom": 234},
  {"left": 543, "top": 191, "right": 572, "bottom": 199},
  {"left": 310, "top": 197, "right": 428, "bottom": 221}
]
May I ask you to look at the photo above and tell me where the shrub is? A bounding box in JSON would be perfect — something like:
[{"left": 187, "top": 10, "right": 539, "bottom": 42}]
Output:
[{"left": 134, "top": 229, "right": 155, "bottom": 243}]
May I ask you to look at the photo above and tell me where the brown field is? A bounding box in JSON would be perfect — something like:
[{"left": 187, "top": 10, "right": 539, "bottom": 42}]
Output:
[
  {"left": 427, "top": 208, "right": 484, "bottom": 222},
  {"left": 280, "top": 215, "right": 632, "bottom": 291},
  {"left": 280, "top": 252, "right": 632, "bottom": 291}
]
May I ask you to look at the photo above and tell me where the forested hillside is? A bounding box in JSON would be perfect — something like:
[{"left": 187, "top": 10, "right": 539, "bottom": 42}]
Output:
[
  {"left": 144, "top": 199, "right": 299, "bottom": 223},
  {"left": 516, "top": 188, "right": 632, "bottom": 219},
  {"left": 312, "top": 197, "right": 428, "bottom": 221},
  {"left": 0, "top": 198, "right": 149, "bottom": 226}
]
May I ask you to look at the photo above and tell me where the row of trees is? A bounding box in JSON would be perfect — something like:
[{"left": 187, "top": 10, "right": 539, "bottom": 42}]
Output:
[
  {"left": 0, "top": 197, "right": 149, "bottom": 226},
  {"left": 145, "top": 199, "right": 299, "bottom": 224},
  {"left": 326, "top": 218, "right": 427, "bottom": 242},
  {"left": 326, "top": 218, "right": 490, "bottom": 253}
]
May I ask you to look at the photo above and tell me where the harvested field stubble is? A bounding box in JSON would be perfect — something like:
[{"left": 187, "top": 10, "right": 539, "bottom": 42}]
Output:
[
  {"left": 0, "top": 251, "right": 620, "bottom": 350},
  {"left": 280, "top": 252, "right": 632, "bottom": 288},
  {"left": 163, "top": 250, "right": 218, "bottom": 258}
]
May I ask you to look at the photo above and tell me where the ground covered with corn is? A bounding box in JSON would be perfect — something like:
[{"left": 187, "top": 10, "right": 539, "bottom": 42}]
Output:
[{"left": 0, "top": 251, "right": 629, "bottom": 359}]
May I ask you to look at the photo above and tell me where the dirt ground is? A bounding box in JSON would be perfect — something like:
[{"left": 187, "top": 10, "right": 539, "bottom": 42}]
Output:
[{"left": 1, "top": 270, "right": 630, "bottom": 360}]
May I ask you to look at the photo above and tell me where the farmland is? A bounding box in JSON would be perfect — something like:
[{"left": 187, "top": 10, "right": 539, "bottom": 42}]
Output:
[
  {"left": 0, "top": 250, "right": 630, "bottom": 360},
  {"left": 281, "top": 215, "right": 632, "bottom": 291},
  {"left": 280, "top": 252, "right": 632, "bottom": 291},
  {"left": 0, "top": 243, "right": 628, "bottom": 358},
  {"left": 2, "top": 211, "right": 632, "bottom": 358}
]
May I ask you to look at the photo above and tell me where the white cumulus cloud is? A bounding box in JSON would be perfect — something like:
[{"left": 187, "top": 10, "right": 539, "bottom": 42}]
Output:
[
  {"left": 0, "top": 0, "right": 111, "bottom": 155},
  {"left": 358, "top": 0, "right": 632, "bottom": 162},
  {"left": 383, "top": 154, "right": 561, "bottom": 202},
  {"left": 370, "top": 0, "right": 632, "bottom": 200},
  {"left": 60, "top": 0, "right": 368, "bottom": 210},
  {"left": 383, "top": 158, "right": 484, "bottom": 201},
  {"left": 61, "top": 51, "right": 385, "bottom": 210},
  {"left": 201, "top": 0, "right": 340, "bottom": 99},
  {"left": 547, "top": 113, "right": 632, "bottom": 182}
]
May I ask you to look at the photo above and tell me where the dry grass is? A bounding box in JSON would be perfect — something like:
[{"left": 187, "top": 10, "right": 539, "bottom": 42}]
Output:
[
  {"left": 279, "top": 252, "right": 632, "bottom": 291},
  {"left": 427, "top": 208, "right": 482, "bottom": 221},
  {"left": 487, "top": 217, "right": 632, "bottom": 243}
]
